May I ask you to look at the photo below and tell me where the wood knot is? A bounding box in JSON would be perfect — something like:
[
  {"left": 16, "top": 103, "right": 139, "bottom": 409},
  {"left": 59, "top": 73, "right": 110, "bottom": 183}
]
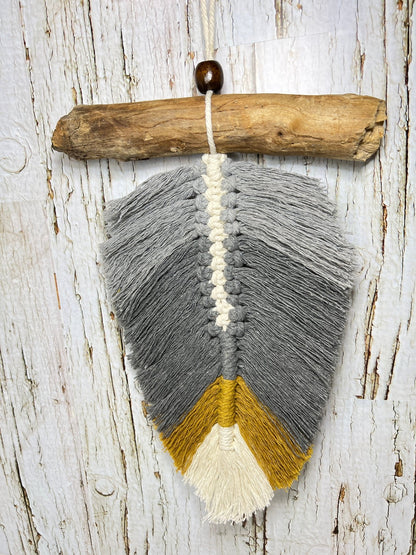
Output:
[
  {"left": 0, "top": 138, "right": 28, "bottom": 173},
  {"left": 95, "top": 477, "right": 115, "bottom": 497},
  {"left": 383, "top": 482, "right": 406, "bottom": 503}
]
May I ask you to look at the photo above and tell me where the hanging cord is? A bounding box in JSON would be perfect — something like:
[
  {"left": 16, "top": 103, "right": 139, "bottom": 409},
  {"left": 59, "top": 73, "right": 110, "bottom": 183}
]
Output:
[
  {"left": 204, "top": 90, "right": 216, "bottom": 154},
  {"left": 200, "top": 0, "right": 217, "bottom": 154},
  {"left": 200, "top": 0, "right": 216, "bottom": 59}
]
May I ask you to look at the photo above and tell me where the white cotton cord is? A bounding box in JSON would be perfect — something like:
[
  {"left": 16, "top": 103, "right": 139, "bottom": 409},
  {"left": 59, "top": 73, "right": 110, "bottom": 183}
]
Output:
[
  {"left": 200, "top": 0, "right": 216, "bottom": 59},
  {"left": 204, "top": 90, "right": 217, "bottom": 154},
  {"left": 208, "top": 0, "right": 215, "bottom": 58},
  {"left": 202, "top": 152, "right": 232, "bottom": 328},
  {"left": 200, "top": 1, "right": 210, "bottom": 58},
  {"left": 200, "top": 0, "right": 218, "bottom": 153}
]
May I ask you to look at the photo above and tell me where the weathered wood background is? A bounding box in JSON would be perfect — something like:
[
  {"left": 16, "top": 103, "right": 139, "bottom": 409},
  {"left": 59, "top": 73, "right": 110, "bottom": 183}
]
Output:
[{"left": 0, "top": 1, "right": 415, "bottom": 553}]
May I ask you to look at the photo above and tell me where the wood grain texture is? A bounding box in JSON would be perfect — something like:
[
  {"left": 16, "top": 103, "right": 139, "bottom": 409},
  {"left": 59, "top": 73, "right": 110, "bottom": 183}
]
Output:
[
  {"left": 52, "top": 93, "right": 386, "bottom": 161},
  {"left": 0, "top": 1, "right": 415, "bottom": 554}
]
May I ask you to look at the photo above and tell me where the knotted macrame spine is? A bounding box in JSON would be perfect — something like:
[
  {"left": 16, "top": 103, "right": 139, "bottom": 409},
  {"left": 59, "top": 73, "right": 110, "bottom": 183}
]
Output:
[{"left": 184, "top": 153, "right": 273, "bottom": 522}]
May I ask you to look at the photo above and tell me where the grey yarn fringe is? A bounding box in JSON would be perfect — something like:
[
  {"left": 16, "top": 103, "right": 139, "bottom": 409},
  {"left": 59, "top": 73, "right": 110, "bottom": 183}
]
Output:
[{"left": 101, "top": 159, "right": 354, "bottom": 455}]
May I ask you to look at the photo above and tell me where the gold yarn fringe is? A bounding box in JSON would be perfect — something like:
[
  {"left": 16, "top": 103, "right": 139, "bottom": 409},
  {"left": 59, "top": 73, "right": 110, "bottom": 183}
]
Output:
[
  {"left": 234, "top": 377, "right": 312, "bottom": 488},
  {"left": 160, "top": 376, "right": 312, "bottom": 487},
  {"left": 161, "top": 379, "right": 221, "bottom": 473}
]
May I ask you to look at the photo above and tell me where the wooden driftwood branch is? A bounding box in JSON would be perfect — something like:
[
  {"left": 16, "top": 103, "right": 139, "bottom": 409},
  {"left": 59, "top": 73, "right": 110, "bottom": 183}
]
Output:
[{"left": 52, "top": 93, "right": 386, "bottom": 162}]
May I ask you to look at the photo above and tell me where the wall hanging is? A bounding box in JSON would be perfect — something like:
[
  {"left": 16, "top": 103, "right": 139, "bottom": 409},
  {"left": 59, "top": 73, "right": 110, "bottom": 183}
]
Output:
[{"left": 52, "top": 0, "right": 386, "bottom": 524}]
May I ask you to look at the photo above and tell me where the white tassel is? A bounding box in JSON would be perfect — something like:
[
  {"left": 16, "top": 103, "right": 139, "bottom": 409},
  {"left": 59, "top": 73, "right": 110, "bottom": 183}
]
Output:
[{"left": 184, "top": 424, "right": 273, "bottom": 523}]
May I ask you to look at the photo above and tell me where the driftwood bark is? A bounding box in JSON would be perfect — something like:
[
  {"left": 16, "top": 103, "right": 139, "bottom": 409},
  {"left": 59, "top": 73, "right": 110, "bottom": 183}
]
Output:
[{"left": 52, "top": 93, "right": 386, "bottom": 162}]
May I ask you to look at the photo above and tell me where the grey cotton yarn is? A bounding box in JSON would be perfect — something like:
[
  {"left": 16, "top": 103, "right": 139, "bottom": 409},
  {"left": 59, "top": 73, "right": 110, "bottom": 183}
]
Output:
[{"left": 101, "top": 159, "right": 354, "bottom": 459}]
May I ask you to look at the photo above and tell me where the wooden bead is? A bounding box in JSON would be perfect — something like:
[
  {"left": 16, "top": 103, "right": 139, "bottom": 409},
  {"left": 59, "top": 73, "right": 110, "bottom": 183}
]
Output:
[{"left": 195, "top": 61, "right": 224, "bottom": 94}]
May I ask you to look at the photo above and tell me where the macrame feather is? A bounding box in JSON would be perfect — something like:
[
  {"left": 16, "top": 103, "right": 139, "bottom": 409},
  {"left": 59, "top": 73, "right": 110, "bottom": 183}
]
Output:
[{"left": 102, "top": 155, "right": 353, "bottom": 523}]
